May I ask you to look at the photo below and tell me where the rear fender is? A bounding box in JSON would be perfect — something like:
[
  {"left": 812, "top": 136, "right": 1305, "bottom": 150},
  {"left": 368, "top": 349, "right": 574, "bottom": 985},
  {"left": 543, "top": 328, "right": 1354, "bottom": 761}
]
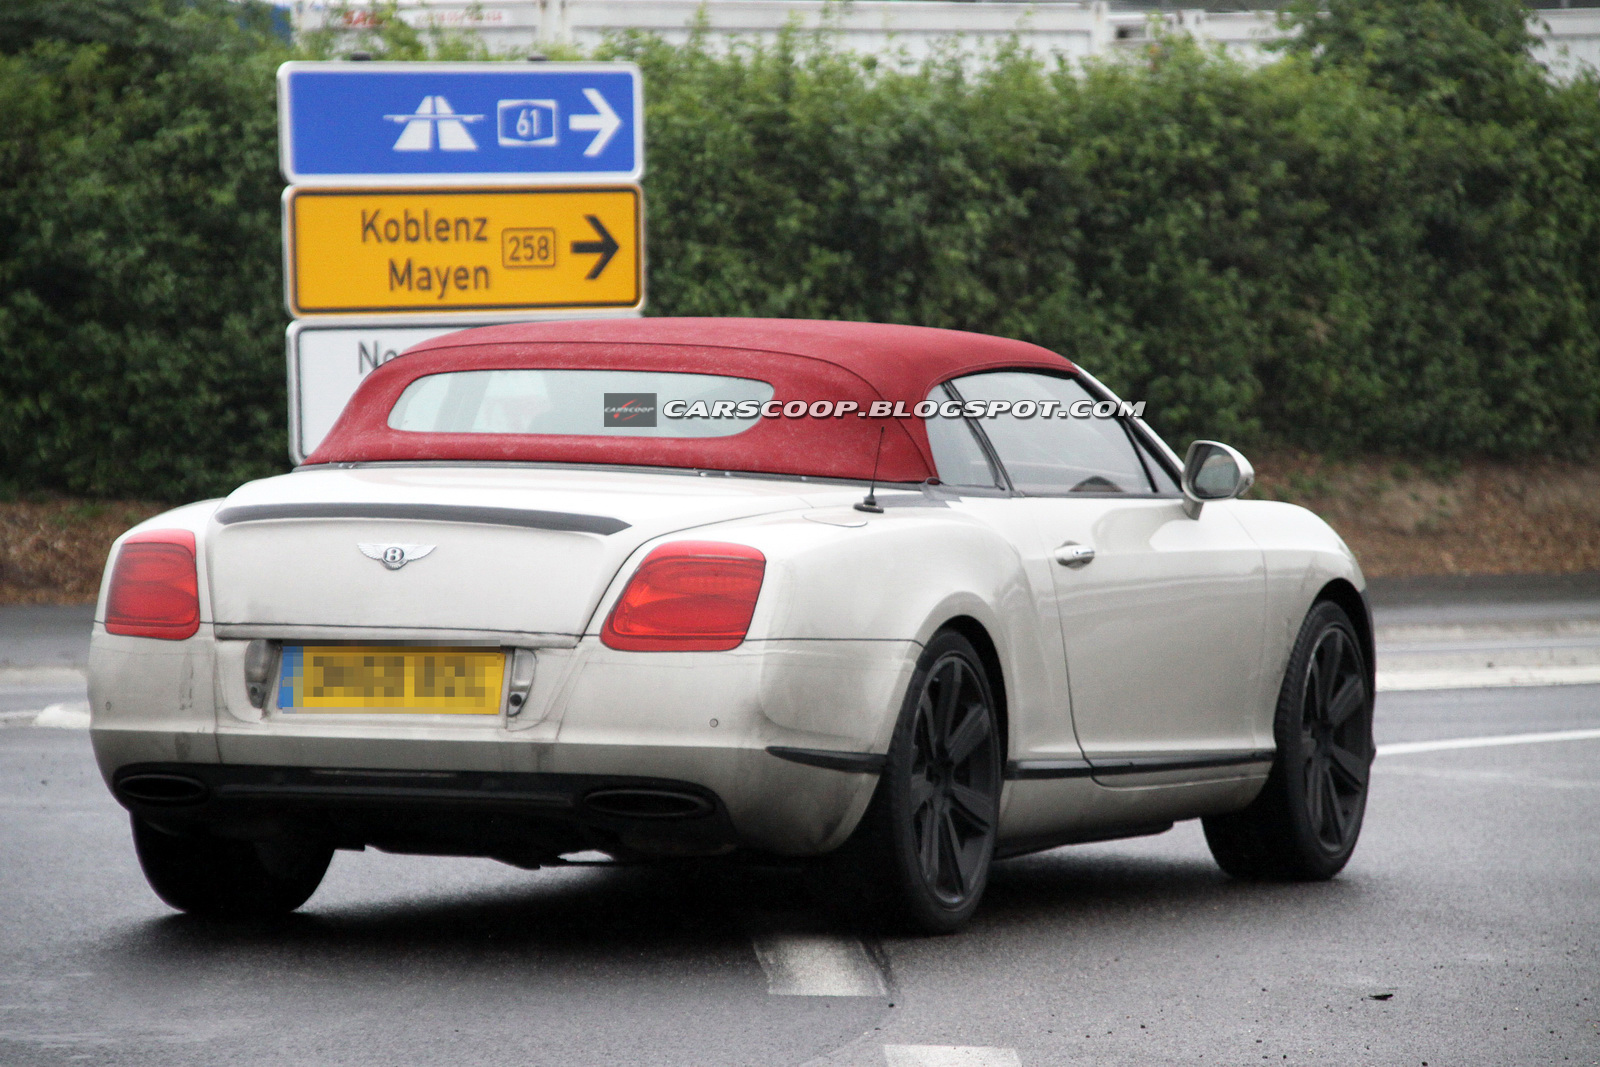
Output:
[
  {"left": 90, "top": 499, "right": 227, "bottom": 779},
  {"left": 585, "top": 510, "right": 1050, "bottom": 761}
]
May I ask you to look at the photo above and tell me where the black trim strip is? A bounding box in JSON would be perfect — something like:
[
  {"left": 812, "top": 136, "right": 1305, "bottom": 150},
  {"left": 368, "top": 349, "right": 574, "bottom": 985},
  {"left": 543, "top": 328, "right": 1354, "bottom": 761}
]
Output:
[
  {"left": 1090, "top": 750, "right": 1276, "bottom": 776},
  {"left": 215, "top": 781, "right": 575, "bottom": 808},
  {"left": 214, "top": 502, "right": 630, "bottom": 536},
  {"left": 1006, "top": 750, "right": 1275, "bottom": 781},
  {"left": 1005, "top": 758, "right": 1095, "bottom": 780},
  {"left": 995, "top": 821, "right": 1173, "bottom": 860},
  {"left": 766, "top": 746, "right": 887, "bottom": 774}
]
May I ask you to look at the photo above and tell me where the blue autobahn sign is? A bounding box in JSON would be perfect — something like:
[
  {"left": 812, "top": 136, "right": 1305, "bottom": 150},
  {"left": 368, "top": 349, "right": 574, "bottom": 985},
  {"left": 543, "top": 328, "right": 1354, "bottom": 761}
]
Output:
[{"left": 278, "top": 61, "right": 643, "bottom": 185}]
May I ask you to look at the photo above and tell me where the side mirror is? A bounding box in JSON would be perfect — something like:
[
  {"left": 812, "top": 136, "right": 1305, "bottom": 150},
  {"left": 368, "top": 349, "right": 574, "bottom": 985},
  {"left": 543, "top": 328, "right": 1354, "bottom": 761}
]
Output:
[{"left": 1181, "top": 440, "right": 1255, "bottom": 519}]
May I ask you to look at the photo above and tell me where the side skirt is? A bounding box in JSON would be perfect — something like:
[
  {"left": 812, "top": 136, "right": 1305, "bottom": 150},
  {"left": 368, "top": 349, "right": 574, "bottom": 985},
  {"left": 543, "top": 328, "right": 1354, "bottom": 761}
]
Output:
[
  {"left": 994, "top": 821, "right": 1174, "bottom": 861},
  {"left": 1005, "top": 749, "right": 1275, "bottom": 781}
]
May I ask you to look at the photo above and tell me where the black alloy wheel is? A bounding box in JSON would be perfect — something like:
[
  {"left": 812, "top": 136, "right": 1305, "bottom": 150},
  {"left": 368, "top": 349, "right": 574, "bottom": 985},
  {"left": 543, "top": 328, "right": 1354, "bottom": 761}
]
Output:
[
  {"left": 1204, "top": 600, "right": 1374, "bottom": 880},
  {"left": 1299, "top": 621, "right": 1371, "bottom": 853},
  {"left": 859, "top": 630, "right": 1003, "bottom": 933}
]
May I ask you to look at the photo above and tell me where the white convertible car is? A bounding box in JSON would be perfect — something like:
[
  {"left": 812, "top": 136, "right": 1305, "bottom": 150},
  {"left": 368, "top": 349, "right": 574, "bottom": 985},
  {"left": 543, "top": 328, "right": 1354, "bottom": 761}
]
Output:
[{"left": 90, "top": 318, "right": 1374, "bottom": 932}]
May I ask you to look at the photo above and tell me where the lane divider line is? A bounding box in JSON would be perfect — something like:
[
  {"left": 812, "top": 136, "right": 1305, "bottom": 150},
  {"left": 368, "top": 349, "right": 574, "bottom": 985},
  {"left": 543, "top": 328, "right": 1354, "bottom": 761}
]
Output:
[
  {"left": 750, "top": 931, "right": 888, "bottom": 997},
  {"left": 1377, "top": 727, "right": 1600, "bottom": 757},
  {"left": 884, "top": 1046, "right": 1022, "bottom": 1067},
  {"left": 0, "top": 667, "right": 88, "bottom": 687},
  {"left": 1376, "top": 665, "right": 1600, "bottom": 692}
]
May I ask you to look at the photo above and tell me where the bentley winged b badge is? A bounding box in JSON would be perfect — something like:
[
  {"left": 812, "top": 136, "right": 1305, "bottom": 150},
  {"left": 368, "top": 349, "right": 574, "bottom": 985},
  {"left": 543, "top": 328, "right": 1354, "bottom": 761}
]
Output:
[{"left": 358, "top": 543, "right": 436, "bottom": 570}]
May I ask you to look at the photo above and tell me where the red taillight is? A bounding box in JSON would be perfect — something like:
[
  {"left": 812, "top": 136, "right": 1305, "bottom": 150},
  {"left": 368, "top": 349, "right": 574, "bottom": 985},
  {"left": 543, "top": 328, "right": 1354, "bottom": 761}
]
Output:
[
  {"left": 601, "top": 541, "right": 766, "bottom": 652},
  {"left": 105, "top": 530, "right": 200, "bottom": 640}
]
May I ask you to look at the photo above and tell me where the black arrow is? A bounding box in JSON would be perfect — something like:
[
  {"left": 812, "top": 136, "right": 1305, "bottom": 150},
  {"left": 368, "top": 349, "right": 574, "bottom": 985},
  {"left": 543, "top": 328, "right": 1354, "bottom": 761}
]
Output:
[{"left": 570, "top": 214, "right": 619, "bottom": 280}]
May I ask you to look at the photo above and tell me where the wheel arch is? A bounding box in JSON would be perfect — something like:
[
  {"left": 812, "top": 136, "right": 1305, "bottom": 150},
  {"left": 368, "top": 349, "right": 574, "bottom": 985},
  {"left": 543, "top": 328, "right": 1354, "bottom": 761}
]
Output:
[
  {"left": 1314, "top": 578, "right": 1375, "bottom": 696},
  {"left": 934, "top": 615, "right": 1009, "bottom": 759}
]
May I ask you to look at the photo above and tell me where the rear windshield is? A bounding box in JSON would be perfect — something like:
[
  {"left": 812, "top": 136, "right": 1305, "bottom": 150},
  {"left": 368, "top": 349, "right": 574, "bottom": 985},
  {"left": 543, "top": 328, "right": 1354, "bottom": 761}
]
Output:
[{"left": 387, "top": 370, "right": 775, "bottom": 439}]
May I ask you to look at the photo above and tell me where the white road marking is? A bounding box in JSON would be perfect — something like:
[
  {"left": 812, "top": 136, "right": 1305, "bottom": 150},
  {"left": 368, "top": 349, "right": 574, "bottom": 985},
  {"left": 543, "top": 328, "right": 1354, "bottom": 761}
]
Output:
[
  {"left": 750, "top": 931, "right": 888, "bottom": 996},
  {"left": 0, "top": 666, "right": 87, "bottom": 687},
  {"left": 1376, "top": 621, "right": 1600, "bottom": 644},
  {"left": 883, "top": 1046, "right": 1022, "bottom": 1067},
  {"left": 1377, "top": 727, "right": 1600, "bottom": 757},
  {"left": 1377, "top": 765, "right": 1599, "bottom": 789},
  {"left": 28, "top": 702, "right": 91, "bottom": 729},
  {"left": 1375, "top": 665, "right": 1600, "bottom": 691}
]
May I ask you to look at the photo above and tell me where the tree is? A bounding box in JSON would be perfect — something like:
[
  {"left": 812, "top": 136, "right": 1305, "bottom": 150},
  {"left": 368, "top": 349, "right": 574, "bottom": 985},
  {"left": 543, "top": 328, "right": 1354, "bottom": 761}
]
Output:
[{"left": 1278, "top": 0, "right": 1548, "bottom": 121}]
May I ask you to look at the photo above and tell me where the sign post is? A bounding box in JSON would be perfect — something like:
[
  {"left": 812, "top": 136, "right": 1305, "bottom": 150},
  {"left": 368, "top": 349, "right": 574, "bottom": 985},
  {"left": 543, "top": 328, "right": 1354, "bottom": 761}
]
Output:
[{"left": 277, "top": 60, "right": 646, "bottom": 460}]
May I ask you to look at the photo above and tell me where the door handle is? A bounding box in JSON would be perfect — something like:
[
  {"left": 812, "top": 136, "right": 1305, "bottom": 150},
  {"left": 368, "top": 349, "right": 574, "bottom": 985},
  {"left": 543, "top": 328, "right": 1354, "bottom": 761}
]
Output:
[{"left": 1053, "top": 542, "right": 1096, "bottom": 568}]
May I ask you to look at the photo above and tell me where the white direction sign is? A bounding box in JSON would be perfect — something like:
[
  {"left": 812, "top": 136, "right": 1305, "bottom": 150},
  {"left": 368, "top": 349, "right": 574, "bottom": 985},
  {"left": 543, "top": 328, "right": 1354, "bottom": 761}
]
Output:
[
  {"left": 286, "top": 315, "right": 642, "bottom": 463},
  {"left": 287, "top": 321, "right": 469, "bottom": 463}
]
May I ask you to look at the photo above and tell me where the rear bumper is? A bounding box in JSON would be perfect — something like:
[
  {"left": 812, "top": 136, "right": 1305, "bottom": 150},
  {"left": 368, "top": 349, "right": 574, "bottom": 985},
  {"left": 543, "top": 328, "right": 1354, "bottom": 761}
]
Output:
[
  {"left": 90, "top": 629, "right": 916, "bottom": 857},
  {"left": 113, "top": 761, "right": 740, "bottom": 863},
  {"left": 97, "top": 739, "right": 886, "bottom": 858}
]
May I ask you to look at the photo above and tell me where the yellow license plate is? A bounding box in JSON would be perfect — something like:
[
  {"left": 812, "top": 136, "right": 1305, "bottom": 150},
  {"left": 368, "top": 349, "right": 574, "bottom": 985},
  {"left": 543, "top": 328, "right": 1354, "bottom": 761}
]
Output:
[{"left": 277, "top": 646, "right": 505, "bottom": 714}]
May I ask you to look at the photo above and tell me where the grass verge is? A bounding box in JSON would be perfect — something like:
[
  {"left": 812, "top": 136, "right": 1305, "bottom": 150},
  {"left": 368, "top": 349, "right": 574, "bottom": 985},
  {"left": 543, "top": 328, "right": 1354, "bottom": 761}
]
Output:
[
  {"left": 1251, "top": 452, "right": 1600, "bottom": 578},
  {"left": 1, "top": 498, "right": 168, "bottom": 605}
]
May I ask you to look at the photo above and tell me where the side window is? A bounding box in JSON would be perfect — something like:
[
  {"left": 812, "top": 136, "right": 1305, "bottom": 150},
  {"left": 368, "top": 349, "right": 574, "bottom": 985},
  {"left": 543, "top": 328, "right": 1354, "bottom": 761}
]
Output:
[
  {"left": 1131, "top": 431, "right": 1182, "bottom": 494},
  {"left": 950, "top": 372, "right": 1153, "bottom": 495},
  {"left": 922, "top": 385, "right": 1001, "bottom": 488}
]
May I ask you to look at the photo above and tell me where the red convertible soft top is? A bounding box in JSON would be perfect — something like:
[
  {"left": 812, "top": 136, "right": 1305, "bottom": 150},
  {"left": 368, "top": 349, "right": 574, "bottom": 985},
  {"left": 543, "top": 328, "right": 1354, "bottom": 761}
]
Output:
[{"left": 306, "top": 318, "right": 1077, "bottom": 483}]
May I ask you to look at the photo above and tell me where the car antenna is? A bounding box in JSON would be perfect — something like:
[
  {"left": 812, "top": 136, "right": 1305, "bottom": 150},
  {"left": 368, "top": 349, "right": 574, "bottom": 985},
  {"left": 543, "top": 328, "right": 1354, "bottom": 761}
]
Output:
[{"left": 854, "top": 426, "right": 886, "bottom": 514}]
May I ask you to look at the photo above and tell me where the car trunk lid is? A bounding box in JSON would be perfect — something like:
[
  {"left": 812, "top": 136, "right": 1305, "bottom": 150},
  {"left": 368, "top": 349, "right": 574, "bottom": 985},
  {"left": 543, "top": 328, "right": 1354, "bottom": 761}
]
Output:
[{"left": 204, "top": 465, "right": 819, "bottom": 640}]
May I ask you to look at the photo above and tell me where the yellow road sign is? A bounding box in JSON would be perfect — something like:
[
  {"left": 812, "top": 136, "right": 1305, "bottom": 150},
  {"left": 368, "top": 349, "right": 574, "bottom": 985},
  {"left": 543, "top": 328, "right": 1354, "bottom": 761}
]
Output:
[{"left": 284, "top": 186, "right": 642, "bottom": 316}]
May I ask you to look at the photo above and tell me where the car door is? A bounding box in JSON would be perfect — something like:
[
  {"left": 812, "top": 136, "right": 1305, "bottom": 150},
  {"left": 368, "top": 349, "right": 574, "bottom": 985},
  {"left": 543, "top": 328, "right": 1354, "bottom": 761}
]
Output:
[
  {"left": 920, "top": 387, "right": 1084, "bottom": 767},
  {"left": 946, "top": 371, "right": 1271, "bottom": 781}
]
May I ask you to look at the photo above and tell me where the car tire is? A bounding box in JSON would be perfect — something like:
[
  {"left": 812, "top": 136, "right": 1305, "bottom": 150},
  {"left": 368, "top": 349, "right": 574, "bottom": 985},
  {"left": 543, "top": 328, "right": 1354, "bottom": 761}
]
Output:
[
  {"left": 1203, "top": 600, "right": 1374, "bottom": 881},
  {"left": 850, "top": 631, "right": 1003, "bottom": 934},
  {"left": 131, "top": 816, "right": 332, "bottom": 918}
]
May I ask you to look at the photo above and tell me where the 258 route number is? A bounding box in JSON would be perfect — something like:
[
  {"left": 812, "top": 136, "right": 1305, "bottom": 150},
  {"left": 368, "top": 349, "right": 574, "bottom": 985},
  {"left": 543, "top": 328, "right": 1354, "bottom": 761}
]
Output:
[{"left": 502, "top": 228, "right": 557, "bottom": 269}]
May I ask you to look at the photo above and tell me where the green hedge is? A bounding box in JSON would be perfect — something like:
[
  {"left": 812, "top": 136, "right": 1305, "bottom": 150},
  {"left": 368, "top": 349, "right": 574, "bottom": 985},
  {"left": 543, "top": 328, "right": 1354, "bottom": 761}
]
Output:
[
  {"left": 2, "top": 0, "right": 1597, "bottom": 500},
  {"left": 0, "top": 1, "right": 290, "bottom": 500}
]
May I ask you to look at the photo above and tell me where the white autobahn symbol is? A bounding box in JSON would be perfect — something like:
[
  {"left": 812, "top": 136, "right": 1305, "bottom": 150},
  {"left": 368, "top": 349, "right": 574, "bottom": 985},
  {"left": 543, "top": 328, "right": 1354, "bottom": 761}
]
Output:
[{"left": 386, "top": 96, "right": 484, "bottom": 152}]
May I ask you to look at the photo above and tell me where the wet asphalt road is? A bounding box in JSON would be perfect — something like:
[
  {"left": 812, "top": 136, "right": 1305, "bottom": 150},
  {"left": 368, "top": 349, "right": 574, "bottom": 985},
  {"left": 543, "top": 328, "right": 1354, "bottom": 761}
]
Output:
[{"left": 1, "top": 583, "right": 1598, "bottom": 1067}]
